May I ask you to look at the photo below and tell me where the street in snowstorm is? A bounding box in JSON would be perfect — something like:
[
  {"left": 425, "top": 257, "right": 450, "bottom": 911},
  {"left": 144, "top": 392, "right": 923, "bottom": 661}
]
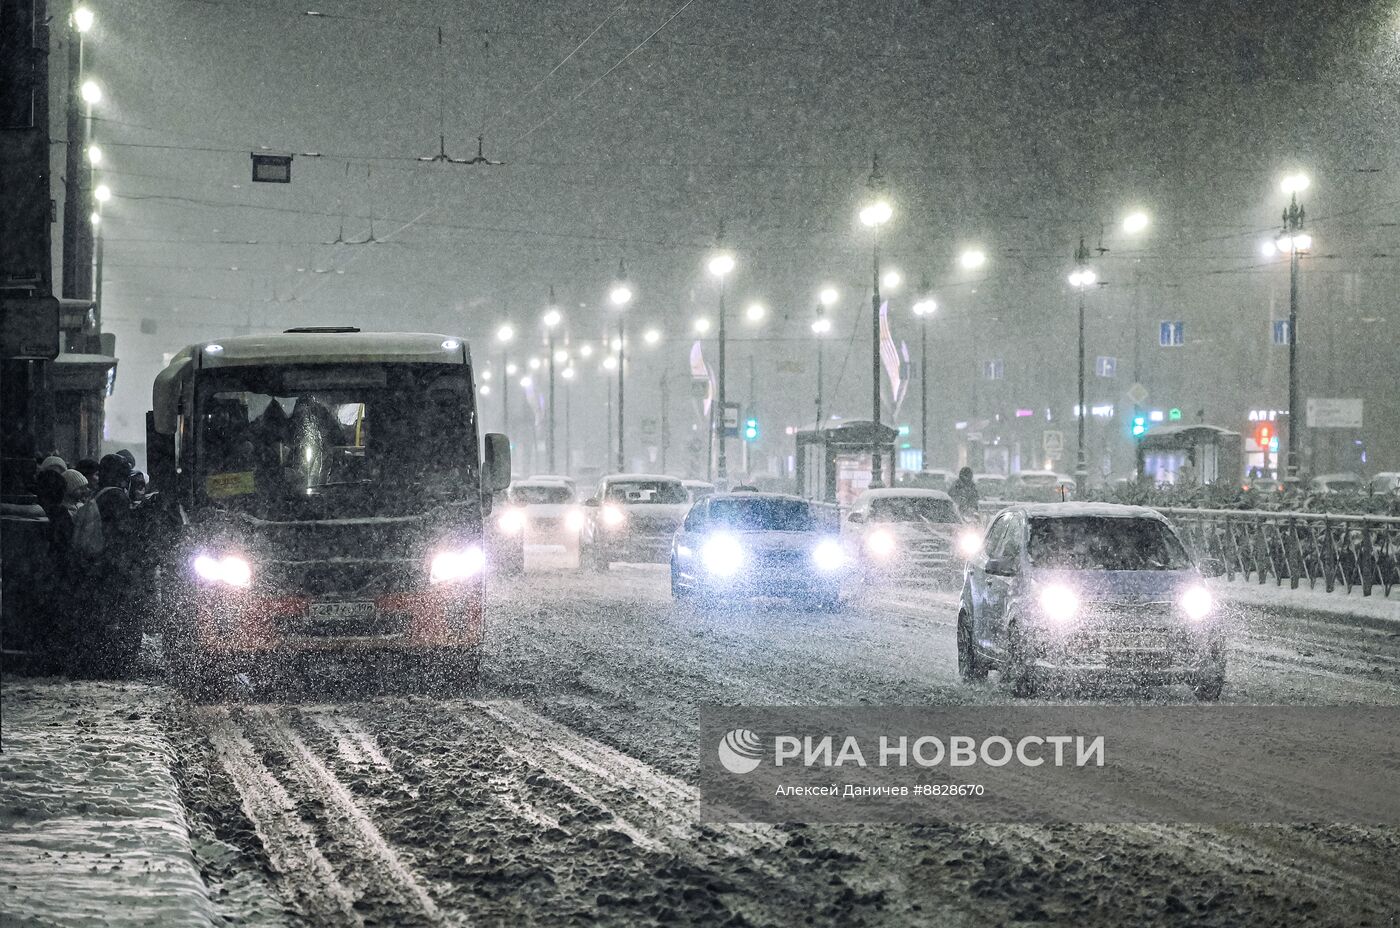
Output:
[{"left": 4, "top": 1, "right": 1400, "bottom": 926}]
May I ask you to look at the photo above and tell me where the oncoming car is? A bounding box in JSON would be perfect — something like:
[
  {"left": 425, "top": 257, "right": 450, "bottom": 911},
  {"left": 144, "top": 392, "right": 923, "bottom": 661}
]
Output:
[
  {"left": 496, "top": 478, "right": 585, "bottom": 556},
  {"left": 845, "top": 488, "right": 976, "bottom": 585},
  {"left": 957, "top": 503, "right": 1226, "bottom": 700},
  {"left": 581, "top": 474, "right": 690, "bottom": 569},
  {"left": 670, "top": 493, "right": 845, "bottom": 610}
]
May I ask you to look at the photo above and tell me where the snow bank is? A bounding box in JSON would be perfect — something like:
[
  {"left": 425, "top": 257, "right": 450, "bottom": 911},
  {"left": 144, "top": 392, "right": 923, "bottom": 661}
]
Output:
[
  {"left": 1209, "top": 576, "right": 1400, "bottom": 625},
  {"left": 0, "top": 679, "right": 214, "bottom": 927}
]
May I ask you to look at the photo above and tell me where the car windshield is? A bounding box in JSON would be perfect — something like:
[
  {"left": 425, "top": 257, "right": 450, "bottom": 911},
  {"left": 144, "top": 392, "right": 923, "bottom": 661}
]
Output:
[
  {"left": 194, "top": 363, "right": 476, "bottom": 518},
  {"left": 606, "top": 481, "right": 688, "bottom": 504},
  {"left": 512, "top": 485, "right": 573, "bottom": 505},
  {"left": 868, "top": 496, "right": 959, "bottom": 524},
  {"left": 708, "top": 497, "right": 814, "bottom": 532},
  {"left": 1028, "top": 516, "right": 1193, "bottom": 571}
]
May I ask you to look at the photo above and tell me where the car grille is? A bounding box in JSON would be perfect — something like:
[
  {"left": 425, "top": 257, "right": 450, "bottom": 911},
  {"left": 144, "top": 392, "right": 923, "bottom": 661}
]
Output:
[
  {"left": 531, "top": 516, "right": 561, "bottom": 530},
  {"left": 261, "top": 560, "right": 420, "bottom": 598},
  {"left": 277, "top": 610, "right": 410, "bottom": 638}
]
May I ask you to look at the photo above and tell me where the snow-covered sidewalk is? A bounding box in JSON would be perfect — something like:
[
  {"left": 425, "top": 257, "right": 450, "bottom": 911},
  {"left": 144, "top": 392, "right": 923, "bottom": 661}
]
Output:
[
  {"left": 1210, "top": 575, "right": 1400, "bottom": 625},
  {"left": 0, "top": 678, "right": 214, "bottom": 927}
]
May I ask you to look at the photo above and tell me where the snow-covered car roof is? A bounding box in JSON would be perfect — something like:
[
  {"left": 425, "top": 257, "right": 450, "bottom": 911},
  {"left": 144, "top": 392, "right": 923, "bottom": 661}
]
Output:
[
  {"left": 601, "top": 473, "right": 683, "bottom": 484},
  {"left": 705, "top": 491, "right": 809, "bottom": 504},
  {"left": 853, "top": 488, "right": 955, "bottom": 503},
  {"left": 973, "top": 473, "right": 1006, "bottom": 480},
  {"left": 1009, "top": 502, "right": 1170, "bottom": 522},
  {"left": 526, "top": 474, "right": 575, "bottom": 484},
  {"left": 682, "top": 479, "right": 715, "bottom": 488},
  {"left": 514, "top": 478, "right": 575, "bottom": 489},
  {"left": 186, "top": 331, "right": 469, "bottom": 368}
]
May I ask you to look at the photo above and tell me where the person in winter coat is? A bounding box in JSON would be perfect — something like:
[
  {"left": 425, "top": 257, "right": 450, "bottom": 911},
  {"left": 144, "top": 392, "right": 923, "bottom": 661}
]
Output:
[{"left": 949, "top": 467, "right": 980, "bottom": 520}]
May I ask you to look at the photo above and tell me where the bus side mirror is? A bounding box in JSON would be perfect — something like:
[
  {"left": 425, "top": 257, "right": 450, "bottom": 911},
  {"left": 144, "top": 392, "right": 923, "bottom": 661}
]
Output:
[{"left": 482, "top": 433, "right": 511, "bottom": 493}]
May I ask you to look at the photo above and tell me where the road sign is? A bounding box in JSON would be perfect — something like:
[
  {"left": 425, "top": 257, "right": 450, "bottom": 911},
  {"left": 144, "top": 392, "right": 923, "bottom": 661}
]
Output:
[
  {"left": 1127, "top": 382, "right": 1149, "bottom": 406},
  {"left": 1042, "top": 430, "right": 1065, "bottom": 454},
  {"left": 639, "top": 416, "right": 659, "bottom": 440},
  {"left": 250, "top": 153, "right": 293, "bottom": 183},
  {"left": 722, "top": 402, "right": 741, "bottom": 438},
  {"left": 1306, "top": 398, "right": 1362, "bottom": 429}
]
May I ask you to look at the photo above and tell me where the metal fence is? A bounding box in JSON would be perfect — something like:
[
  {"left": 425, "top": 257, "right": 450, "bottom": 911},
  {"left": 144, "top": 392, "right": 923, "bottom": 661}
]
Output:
[{"left": 973, "top": 501, "right": 1399, "bottom": 598}]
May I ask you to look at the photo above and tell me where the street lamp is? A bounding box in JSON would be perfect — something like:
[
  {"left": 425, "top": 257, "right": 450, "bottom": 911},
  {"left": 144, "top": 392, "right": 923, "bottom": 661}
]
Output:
[
  {"left": 693, "top": 317, "right": 711, "bottom": 335},
  {"left": 881, "top": 269, "right": 902, "bottom": 291},
  {"left": 860, "top": 169, "right": 893, "bottom": 487},
  {"left": 744, "top": 302, "right": 765, "bottom": 324},
  {"left": 87, "top": 144, "right": 102, "bottom": 166},
  {"left": 643, "top": 328, "right": 662, "bottom": 345},
  {"left": 813, "top": 286, "right": 838, "bottom": 429},
  {"left": 912, "top": 286, "right": 938, "bottom": 466},
  {"left": 80, "top": 80, "right": 102, "bottom": 105},
  {"left": 958, "top": 248, "right": 987, "bottom": 271},
  {"left": 1068, "top": 236, "right": 1096, "bottom": 497},
  {"left": 73, "top": 6, "right": 94, "bottom": 32},
  {"left": 542, "top": 295, "right": 563, "bottom": 472},
  {"left": 93, "top": 183, "right": 110, "bottom": 203},
  {"left": 1122, "top": 210, "right": 1150, "bottom": 235},
  {"left": 609, "top": 263, "right": 632, "bottom": 471},
  {"left": 1277, "top": 173, "right": 1309, "bottom": 480},
  {"left": 496, "top": 323, "right": 515, "bottom": 437}
]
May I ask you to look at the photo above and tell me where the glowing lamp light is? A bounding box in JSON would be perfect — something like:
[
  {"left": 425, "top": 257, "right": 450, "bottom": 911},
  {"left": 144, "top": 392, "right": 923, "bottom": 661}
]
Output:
[
  {"left": 73, "top": 6, "right": 94, "bottom": 32},
  {"left": 578, "top": 343, "right": 594, "bottom": 358},
  {"left": 609, "top": 284, "right": 633, "bottom": 307},
  {"left": 959, "top": 248, "right": 987, "bottom": 270},
  {"left": 429, "top": 546, "right": 485, "bottom": 584},
  {"left": 643, "top": 328, "right": 661, "bottom": 345},
  {"left": 561, "top": 367, "right": 576, "bottom": 380},
  {"left": 498, "top": 508, "right": 525, "bottom": 534},
  {"left": 87, "top": 145, "right": 103, "bottom": 166},
  {"left": 812, "top": 538, "right": 846, "bottom": 572},
  {"left": 811, "top": 317, "right": 832, "bottom": 335},
  {"left": 1068, "top": 267, "right": 1097, "bottom": 288},
  {"left": 866, "top": 529, "right": 896, "bottom": 559},
  {"left": 1181, "top": 584, "right": 1214, "bottom": 622},
  {"left": 93, "top": 184, "right": 112, "bottom": 203},
  {"left": 707, "top": 252, "right": 735, "bottom": 278},
  {"left": 745, "top": 302, "right": 766, "bottom": 323},
  {"left": 701, "top": 534, "right": 745, "bottom": 576},
  {"left": 859, "top": 199, "right": 893, "bottom": 227},
  {"left": 956, "top": 529, "right": 983, "bottom": 558},
  {"left": 602, "top": 355, "right": 618, "bottom": 371},
  {"left": 818, "top": 287, "right": 839, "bottom": 307},
  {"left": 881, "top": 269, "right": 902, "bottom": 290},
  {"left": 496, "top": 323, "right": 515, "bottom": 343},
  {"left": 1280, "top": 173, "right": 1310, "bottom": 195},
  {"left": 693, "top": 317, "right": 712, "bottom": 335},
  {"left": 192, "top": 553, "right": 252, "bottom": 588},
  {"left": 1038, "top": 583, "right": 1080, "bottom": 623},
  {"left": 601, "top": 504, "right": 625, "bottom": 527},
  {"left": 1122, "top": 210, "right": 1150, "bottom": 234},
  {"left": 80, "top": 80, "right": 102, "bottom": 105},
  {"left": 554, "top": 349, "right": 569, "bottom": 363},
  {"left": 912, "top": 298, "right": 937, "bottom": 317},
  {"left": 542, "top": 308, "right": 562, "bottom": 328}
]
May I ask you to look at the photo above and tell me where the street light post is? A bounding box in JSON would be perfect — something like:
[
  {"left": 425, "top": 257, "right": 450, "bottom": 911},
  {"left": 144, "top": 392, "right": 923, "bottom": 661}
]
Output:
[
  {"left": 496, "top": 323, "right": 514, "bottom": 439},
  {"left": 1068, "top": 237, "right": 1098, "bottom": 498},
  {"left": 707, "top": 250, "right": 735, "bottom": 486},
  {"left": 609, "top": 267, "right": 633, "bottom": 472},
  {"left": 62, "top": 9, "right": 94, "bottom": 302},
  {"left": 912, "top": 285, "right": 938, "bottom": 469},
  {"left": 543, "top": 296, "right": 562, "bottom": 473},
  {"left": 813, "top": 287, "right": 837, "bottom": 429},
  {"left": 859, "top": 164, "right": 893, "bottom": 488},
  {"left": 1277, "top": 174, "right": 1310, "bottom": 481}
]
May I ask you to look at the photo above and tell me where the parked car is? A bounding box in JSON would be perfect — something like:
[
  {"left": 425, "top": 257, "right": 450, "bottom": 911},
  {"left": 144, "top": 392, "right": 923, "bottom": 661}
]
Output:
[
  {"left": 1007, "top": 470, "right": 1076, "bottom": 502},
  {"left": 670, "top": 493, "right": 845, "bottom": 610},
  {"left": 973, "top": 473, "right": 1007, "bottom": 500},
  {"left": 844, "top": 488, "right": 977, "bottom": 586},
  {"left": 580, "top": 474, "right": 690, "bottom": 569},
  {"left": 1369, "top": 472, "right": 1400, "bottom": 495},
  {"left": 957, "top": 502, "right": 1227, "bottom": 700},
  {"left": 682, "top": 479, "right": 717, "bottom": 503},
  {"left": 1308, "top": 472, "right": 1363, "bottom": 494}
]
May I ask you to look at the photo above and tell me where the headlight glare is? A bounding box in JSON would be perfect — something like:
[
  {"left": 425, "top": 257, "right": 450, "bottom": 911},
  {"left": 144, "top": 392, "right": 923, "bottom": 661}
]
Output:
[
  {"left": 957, "top": 529, "right": 984, "bottom": 558},
  {"left": 1181, "top": 584, "right": 1213, "bottom": 621},
  {"left": 813, "top": 538, "right": 845, "bottom": 572},
  {"left": 498, "top": 508, "right": 525, "bottom": 533},
  {"left": 701, "top": 534, "right": 744, "bottom": 576},
  {"left": 192, "top": 553, "right": 252, "bottom": 588},
  {"left": 601, "top": 504, "right": 626, "bottom": 527},
  {"left": 866, "top": 529, "right": 896, "bottom": 558},
  {"left": 1038, "top": 583, "right": 1080, "bottom": 623},
  {"left": 565, "top": 509, "right": 585, "bottom": 532},
  {"left": 430, "top": 546, "right": 485, "bottom": 584}
]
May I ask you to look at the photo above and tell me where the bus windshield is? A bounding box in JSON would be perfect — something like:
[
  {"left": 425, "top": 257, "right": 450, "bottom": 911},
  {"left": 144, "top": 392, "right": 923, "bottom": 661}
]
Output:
[{"left": 194, "top": 363, "right": 478, "bottom": 518}]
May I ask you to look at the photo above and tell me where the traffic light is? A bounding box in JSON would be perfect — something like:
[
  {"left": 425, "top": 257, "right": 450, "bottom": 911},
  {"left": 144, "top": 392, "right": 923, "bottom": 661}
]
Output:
[
  {"left": 1168, "top": 407, "right": 1182, "bottom": 421},
  {"left": 743, "top": 417, "right": 759, "bottom": 442},
  {"left": 1131, "top": 415, "right": 1149, "bottom": 438},
  {"left": 1253, "top": 422, "right": 1274, "bottom": 449}
]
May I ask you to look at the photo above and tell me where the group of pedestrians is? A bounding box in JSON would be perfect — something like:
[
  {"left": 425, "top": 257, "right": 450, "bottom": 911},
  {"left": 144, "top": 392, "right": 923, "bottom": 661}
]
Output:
[{"left": 23, "top": 449, "right": 149, "bottom": 675}]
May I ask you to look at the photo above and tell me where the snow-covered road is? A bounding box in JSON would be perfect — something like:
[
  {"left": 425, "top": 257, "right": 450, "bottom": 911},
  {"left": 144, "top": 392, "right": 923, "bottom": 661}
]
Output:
[{"left": 4, "top": 559, "right": 1399, "bottom": 926}]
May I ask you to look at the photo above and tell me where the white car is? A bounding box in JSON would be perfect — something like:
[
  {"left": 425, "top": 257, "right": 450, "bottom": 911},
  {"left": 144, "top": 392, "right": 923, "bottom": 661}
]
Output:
[
  {"left": 581, "top": 474, "right": 691, "bottom": 569},
  {"left": 1370, "top": 472, "right": 1400, "bottom": 495},
  {"left": 498, "top": 479, "right": 585, "bottom": 554},
  {"left": 1308, "top": 473, "right": 1363, "bottom": 494},
  {"left": 845, "top": 488, "right": 978, "bottom": 586},
  {"left": 682, "top": 479, "right": 716, "bottom": 503}
]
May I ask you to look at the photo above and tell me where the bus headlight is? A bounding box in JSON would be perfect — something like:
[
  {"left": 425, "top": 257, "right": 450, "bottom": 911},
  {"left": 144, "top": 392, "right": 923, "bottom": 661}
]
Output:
[
  {"left": 430, "top": 546, "right": 485, "bottom": 584},
  {"left": 193, "top": 553, "right": 252, "bottom": 588},
  {"left": 1180, "top": 584, "right": 1214, "bottom": 622},
  {"left": 813, "top": 538, "right": 846, "bottom": 572}
]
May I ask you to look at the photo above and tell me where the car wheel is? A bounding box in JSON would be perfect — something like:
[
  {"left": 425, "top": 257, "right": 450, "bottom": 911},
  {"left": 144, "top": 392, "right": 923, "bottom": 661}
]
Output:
[
  {"left": 1003, "top": 624, "right": 1039, "bottom": 698},
  {"left": 956, "top": 610, "right": 987, "bottom": 682}
]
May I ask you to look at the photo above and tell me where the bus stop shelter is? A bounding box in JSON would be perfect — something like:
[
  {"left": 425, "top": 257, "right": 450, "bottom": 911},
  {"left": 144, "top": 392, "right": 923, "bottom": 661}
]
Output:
[
  {"left": 1136, "top": 424, "right": 1243, "bottom": 486},
  {"left": 795, "top": 420, "right": 898, "bottom": 507}
]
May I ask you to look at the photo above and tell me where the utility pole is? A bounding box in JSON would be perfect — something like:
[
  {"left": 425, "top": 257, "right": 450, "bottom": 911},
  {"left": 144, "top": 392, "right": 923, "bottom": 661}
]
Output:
[
  {"left": 858, "top": 156, "right": 892, "bottom": 488},
  {"left": 616, "top": 313, "right": 625, "bottom": 471},
  {"left": 1069, "top": 237, "right": 1095, "bottom": 498},
  {"left": 659, "top": 372, "right": 670, "bottom": 473},
  {"left": 708, "top": 236, "right": 735, "bottom": 488},
  {"left": 61, "top": 9, "right": 91, "bottom": 303},
  {"left": 544, "top": 290, "right": 560, "bottom": 474}
]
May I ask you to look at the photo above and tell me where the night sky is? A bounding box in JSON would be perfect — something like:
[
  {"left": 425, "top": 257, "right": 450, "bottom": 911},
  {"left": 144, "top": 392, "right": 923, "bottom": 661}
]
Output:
[{"left": 66, "top": 0, "right": 1400, "bottom": 468}]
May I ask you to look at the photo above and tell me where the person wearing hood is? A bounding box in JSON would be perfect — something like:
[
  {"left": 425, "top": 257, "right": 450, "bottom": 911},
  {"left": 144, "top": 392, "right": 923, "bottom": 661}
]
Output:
[
  {"left": 949, "top": 466, "right": 980, "bottom": 520},
  {"left": 40, "top": 455, "right": 67, "bottom": 475},
  {"left": 51, "top": 469, "right": 89, "bottom": 556}
]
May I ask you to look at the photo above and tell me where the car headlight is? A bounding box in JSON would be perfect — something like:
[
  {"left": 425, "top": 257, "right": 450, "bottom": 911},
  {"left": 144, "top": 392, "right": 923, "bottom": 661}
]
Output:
[
  {"left": 565, "top": 508, "right": 585, "bottom": 532},
  {"left": 601, "top": 504, "right": 626, "bottom": 527},
  {"left": 430, "top": 546, "right": 485, "bottom": 584},
  {"left": 812, "top": 538, "right": 845, "bottom": 572},
  {"left": 701, "top": 534, "right": 745, "bottom": 576},
  {"left": 956, "top": 529, "right": 983, "bottom": 558},
  {"left": 1038, "top": 583, "right": 1080, "bottom": 623},
  {"left": 498, "top": 507, "right": 525, "bottom": 534},
  {"left": 866, "top": 529, "right": 896, "bottom": 558},
  {"left": 193, "top": 553, "right": 252, "bottom": 588},
  {"left": 1180, "top": 584, "right": 1213, "bottom": 622}
]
